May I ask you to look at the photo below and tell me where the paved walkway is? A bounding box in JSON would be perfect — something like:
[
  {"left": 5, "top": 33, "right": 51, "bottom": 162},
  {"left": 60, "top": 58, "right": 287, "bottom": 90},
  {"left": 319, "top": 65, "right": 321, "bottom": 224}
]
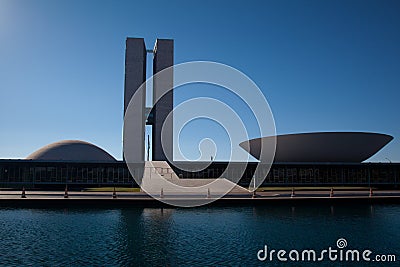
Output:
[
  {"left": 141, "top": 161, "right": 250, "bottom": 195},
  {"left": 1, "top": 189, "right": 400, "bottom": 200}
]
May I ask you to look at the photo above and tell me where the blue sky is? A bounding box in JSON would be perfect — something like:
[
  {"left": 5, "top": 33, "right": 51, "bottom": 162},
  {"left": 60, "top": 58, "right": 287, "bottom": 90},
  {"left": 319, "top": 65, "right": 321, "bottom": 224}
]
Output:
[{"left": 0, "top": 0, "right": 399, "bottom": 162}]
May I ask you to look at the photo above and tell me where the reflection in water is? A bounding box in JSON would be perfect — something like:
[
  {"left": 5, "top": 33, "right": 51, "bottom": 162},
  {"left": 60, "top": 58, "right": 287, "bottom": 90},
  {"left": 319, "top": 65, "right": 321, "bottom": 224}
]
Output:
[
  {"left": 116, "top": 208, "right": 177, "bottom": 266},
  {"left": 0, "top": 204, "right": 399, "bottom": 266}
]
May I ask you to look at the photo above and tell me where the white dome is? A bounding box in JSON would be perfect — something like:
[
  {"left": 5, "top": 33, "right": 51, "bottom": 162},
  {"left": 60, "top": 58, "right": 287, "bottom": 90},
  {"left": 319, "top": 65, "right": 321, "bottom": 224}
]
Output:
[{"left": 26, "top": 140, "right": 117, "bottom": 162}]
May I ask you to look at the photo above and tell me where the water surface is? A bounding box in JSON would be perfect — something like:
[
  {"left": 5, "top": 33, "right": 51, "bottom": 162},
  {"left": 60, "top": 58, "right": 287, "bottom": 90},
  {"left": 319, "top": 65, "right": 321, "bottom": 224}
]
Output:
[{"left": 0, "top": 203, "right": 399, "bottom": 266}]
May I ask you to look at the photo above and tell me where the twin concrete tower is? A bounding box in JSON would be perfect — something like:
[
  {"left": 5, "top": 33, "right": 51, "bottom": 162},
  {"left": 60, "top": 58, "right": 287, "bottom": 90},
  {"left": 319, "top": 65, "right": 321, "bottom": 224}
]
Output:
[{"left": 123, "top": 37, "right": 173, "bottom": 162}]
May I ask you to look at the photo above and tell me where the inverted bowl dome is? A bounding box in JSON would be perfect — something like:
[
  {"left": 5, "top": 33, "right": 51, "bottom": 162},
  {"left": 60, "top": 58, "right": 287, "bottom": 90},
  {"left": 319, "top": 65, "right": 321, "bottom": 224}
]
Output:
[
  {"left": 27, "top": 140, "right": 117, "bottom": 162},
  {"left": 239, "top": 132, "right": 393, "bottom": 163}
]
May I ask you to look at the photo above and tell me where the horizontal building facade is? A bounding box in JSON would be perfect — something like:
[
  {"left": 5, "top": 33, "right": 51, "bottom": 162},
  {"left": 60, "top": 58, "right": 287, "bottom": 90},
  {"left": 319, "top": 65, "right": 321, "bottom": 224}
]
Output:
[{"left": 0, "top": 160, "right": 399, "bottom": 189}]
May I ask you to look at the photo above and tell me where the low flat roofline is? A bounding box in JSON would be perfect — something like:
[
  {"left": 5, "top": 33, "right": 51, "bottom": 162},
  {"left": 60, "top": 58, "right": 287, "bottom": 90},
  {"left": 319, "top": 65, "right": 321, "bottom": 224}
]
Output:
[
  {"left": 0, "top": 159, "right": 125, "bottom": 164},
  {"left": 0, "top": 159, "right": 399, "bottom": 166},
  {"left": 171, "top": 161, "right": 400, "bottom": 166}
]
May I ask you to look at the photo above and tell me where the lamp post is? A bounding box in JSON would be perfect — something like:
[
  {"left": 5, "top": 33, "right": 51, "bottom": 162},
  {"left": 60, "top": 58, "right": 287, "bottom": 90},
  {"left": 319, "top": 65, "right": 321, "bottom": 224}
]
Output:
[{"left": 147, "top": 134, "right": 150, "bottom": 161}]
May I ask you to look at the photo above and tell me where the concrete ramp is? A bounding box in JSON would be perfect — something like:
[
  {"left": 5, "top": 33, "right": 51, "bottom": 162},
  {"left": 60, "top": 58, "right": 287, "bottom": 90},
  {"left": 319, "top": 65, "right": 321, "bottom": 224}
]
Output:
[{"left": 141, "top": 161, "right": 249, "bottom": 196}]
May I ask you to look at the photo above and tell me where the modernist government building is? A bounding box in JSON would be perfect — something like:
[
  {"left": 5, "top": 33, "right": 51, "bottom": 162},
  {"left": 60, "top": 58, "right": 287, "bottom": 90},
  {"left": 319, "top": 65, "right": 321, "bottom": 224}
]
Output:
[{"left": 0, "top": 38, "right": 398, "bottom": 189}]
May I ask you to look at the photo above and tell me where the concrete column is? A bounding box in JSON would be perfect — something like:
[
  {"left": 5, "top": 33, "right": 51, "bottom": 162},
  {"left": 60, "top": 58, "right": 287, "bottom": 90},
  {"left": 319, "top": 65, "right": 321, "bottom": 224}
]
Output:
[
  {"left": 152, "top": 39, "right": 174, "bottom": 162},
  {"left": 123, "top": 38, "right": 146, "bottom": 162}
]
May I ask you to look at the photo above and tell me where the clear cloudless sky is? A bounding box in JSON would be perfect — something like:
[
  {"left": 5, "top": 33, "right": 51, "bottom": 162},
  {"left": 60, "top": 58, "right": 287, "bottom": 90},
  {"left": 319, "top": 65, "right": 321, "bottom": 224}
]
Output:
[{"left": 0, "top": 0, "right": 399, "bottom": 162}]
